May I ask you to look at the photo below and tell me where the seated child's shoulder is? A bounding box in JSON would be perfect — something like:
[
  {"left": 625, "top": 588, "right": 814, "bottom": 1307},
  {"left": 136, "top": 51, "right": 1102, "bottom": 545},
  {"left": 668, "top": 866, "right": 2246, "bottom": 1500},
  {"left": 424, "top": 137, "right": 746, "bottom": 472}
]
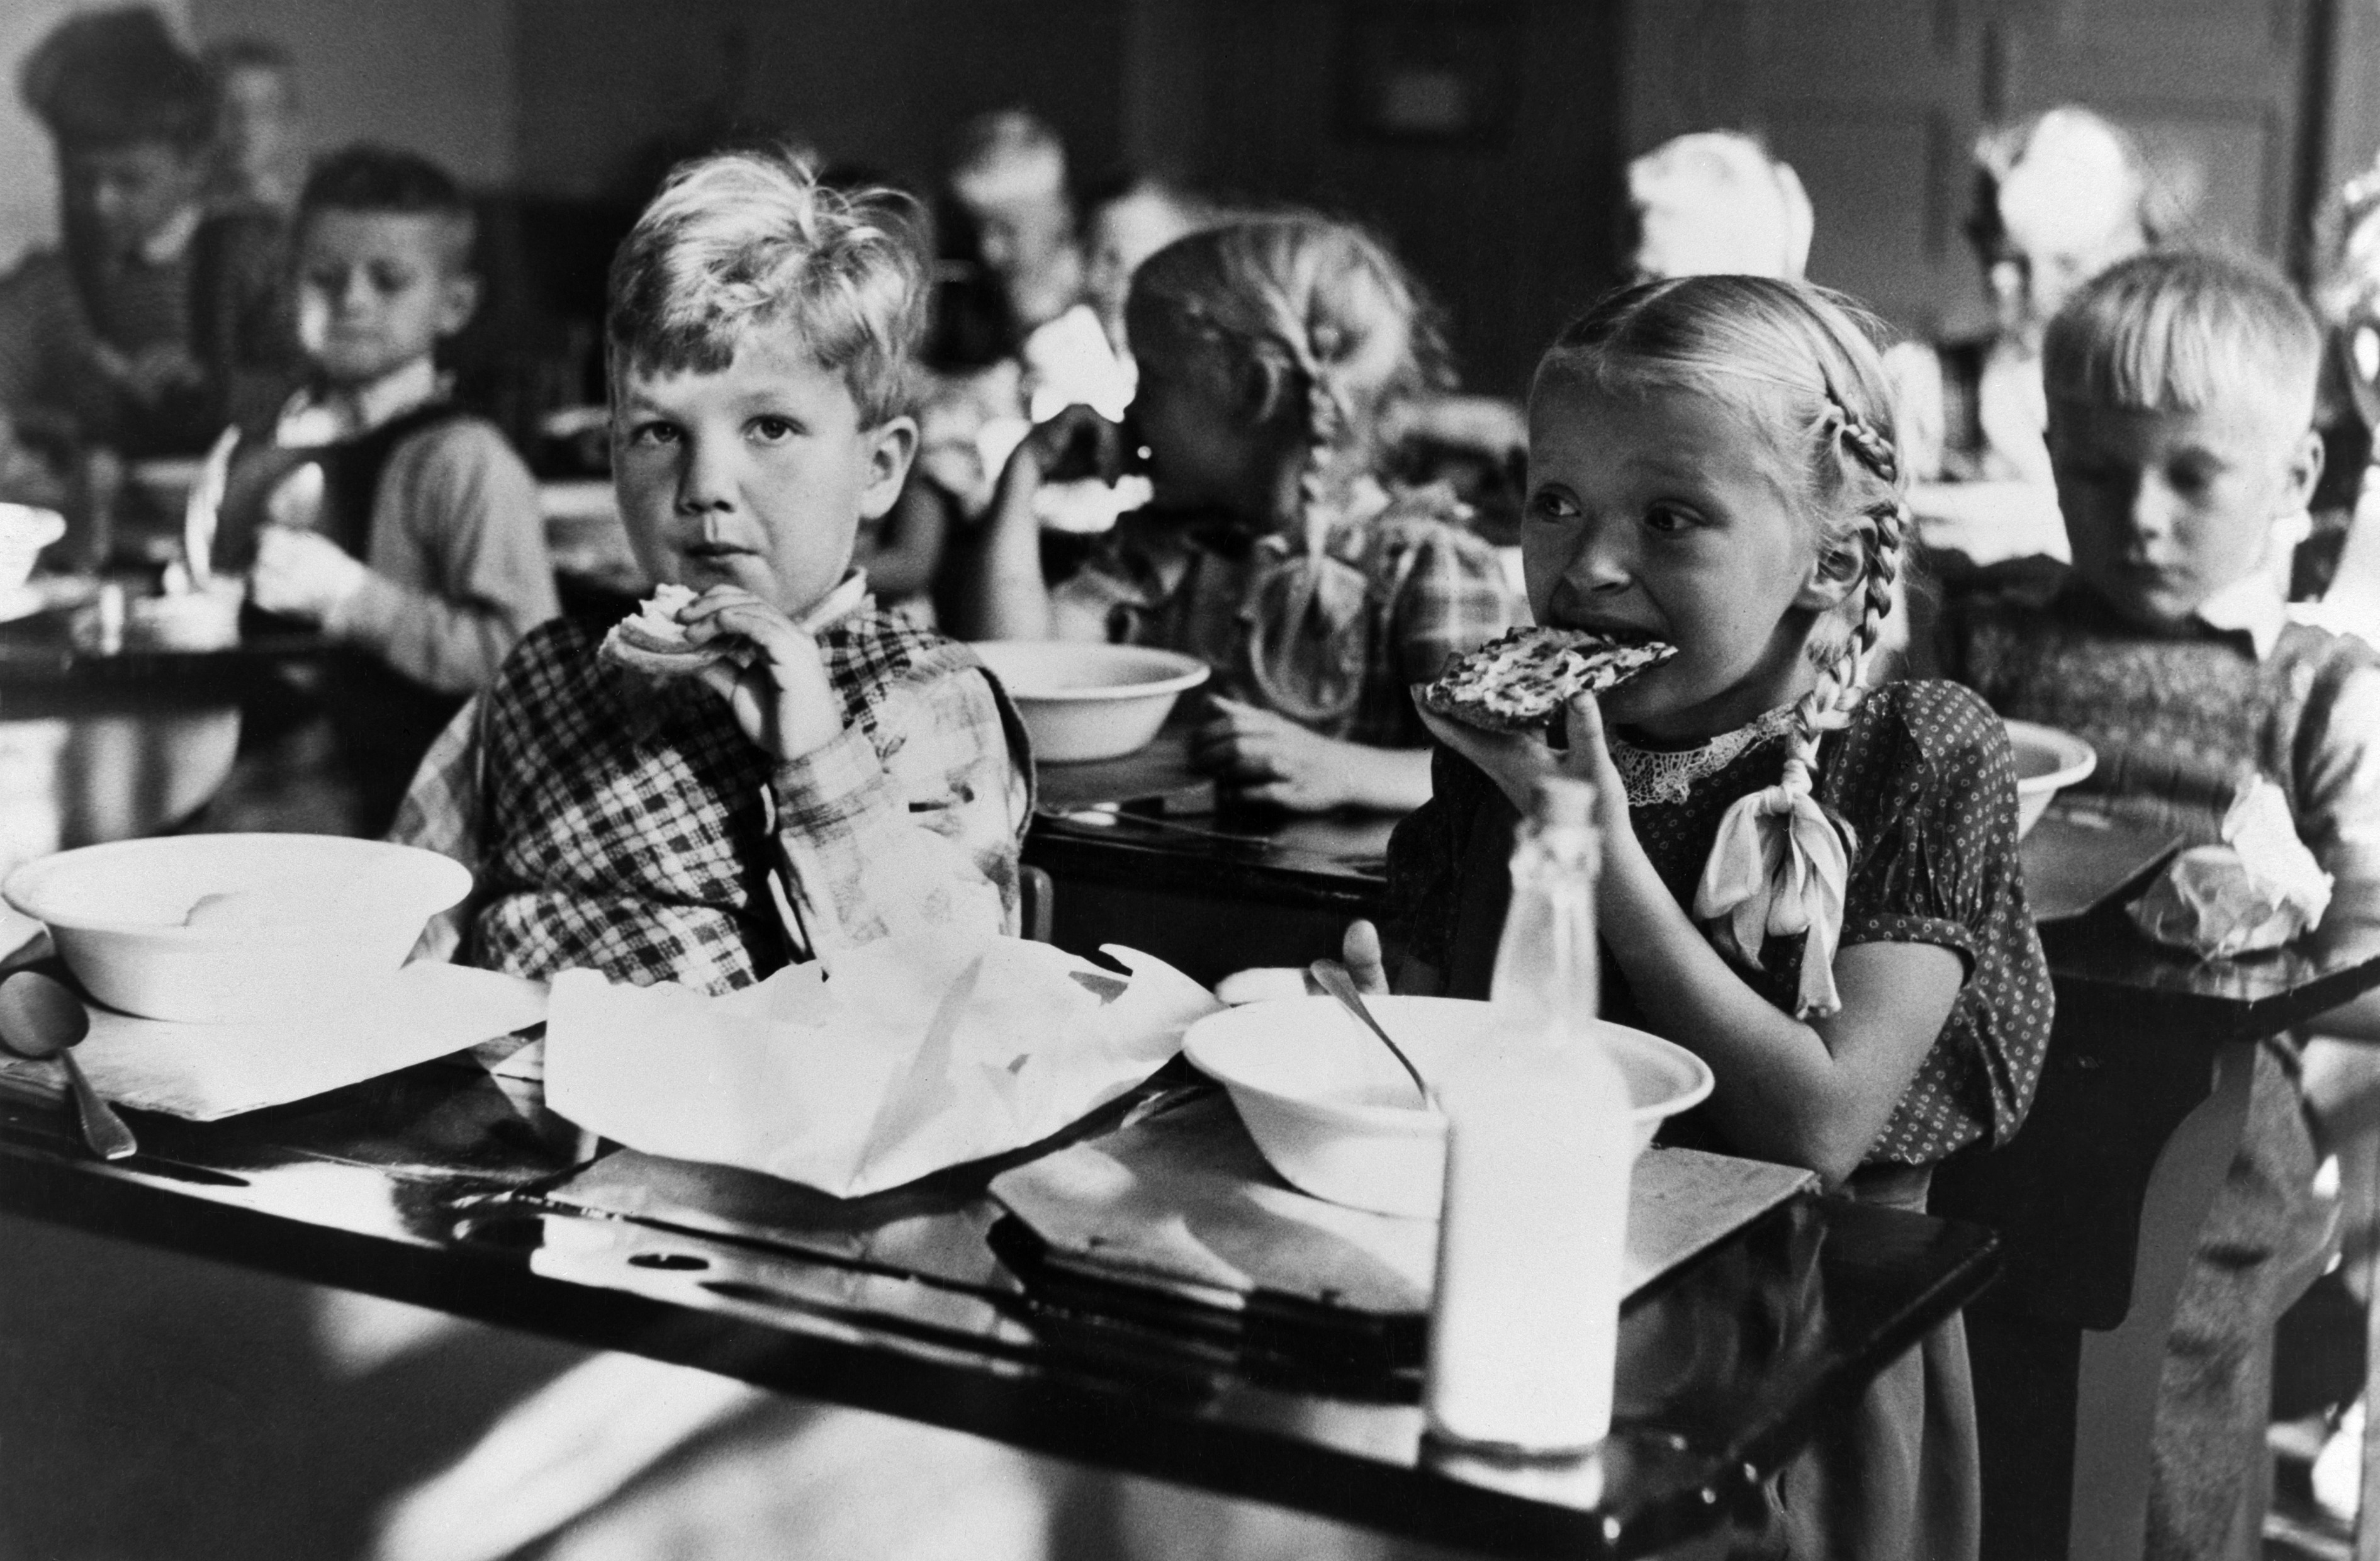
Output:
[
  {"left": 1849, "top": 680, "right": 2013, "bottom": 795},
  {"left": 1357, "top": 484, "right": 1503, "bottom": 570},
  {"left": 389, "top": 411, "right": 531, "bottom": 481}
]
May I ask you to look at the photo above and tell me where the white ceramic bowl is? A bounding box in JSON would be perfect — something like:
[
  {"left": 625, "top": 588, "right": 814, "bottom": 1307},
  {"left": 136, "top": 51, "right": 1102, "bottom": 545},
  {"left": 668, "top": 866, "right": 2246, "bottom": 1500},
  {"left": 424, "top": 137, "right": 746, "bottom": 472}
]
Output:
[
  {"left": 2, "top": 835, "right": 471, "bottom": 1023},
  {"left": 1184, "top": 996, "right": 1714, "bottom": 1218},
  {"left": 0, "top": 504, "right": 65, "bottom": 592},
  {"left": 2006, "top": 720, "right": 2097, "bottom": 838},
  {"left": 969, "top": 641, "right": 1210, "bottom": 763}
]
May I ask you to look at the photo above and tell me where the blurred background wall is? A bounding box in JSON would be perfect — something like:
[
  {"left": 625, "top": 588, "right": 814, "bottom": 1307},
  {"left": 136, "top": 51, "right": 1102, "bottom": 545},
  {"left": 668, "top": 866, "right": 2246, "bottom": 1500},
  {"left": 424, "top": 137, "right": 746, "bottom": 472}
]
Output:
[{"left": 4, "top": 0, "right": 2379, "bottom": 408}]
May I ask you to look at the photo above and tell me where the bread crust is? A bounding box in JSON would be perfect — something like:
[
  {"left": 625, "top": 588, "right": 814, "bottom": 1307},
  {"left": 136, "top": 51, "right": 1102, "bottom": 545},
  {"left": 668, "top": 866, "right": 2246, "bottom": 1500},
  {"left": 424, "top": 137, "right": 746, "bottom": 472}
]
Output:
[
  {"left": 1419, "top": 626, "right": 1677, "bottom": 731},
  {"left": 598, "top": 584, "right": 734, "bottom": 678}
]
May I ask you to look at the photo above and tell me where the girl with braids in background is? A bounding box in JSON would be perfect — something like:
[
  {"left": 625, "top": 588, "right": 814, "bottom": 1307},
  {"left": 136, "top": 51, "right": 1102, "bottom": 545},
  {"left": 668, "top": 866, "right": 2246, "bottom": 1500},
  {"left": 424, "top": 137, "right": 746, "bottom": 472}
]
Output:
[
  {"left": 962, "top": 213, "right": 1522, "bottom": 813},
  {"left": 1369, "top": 276, "right": 2052, "bottom": 1560}
]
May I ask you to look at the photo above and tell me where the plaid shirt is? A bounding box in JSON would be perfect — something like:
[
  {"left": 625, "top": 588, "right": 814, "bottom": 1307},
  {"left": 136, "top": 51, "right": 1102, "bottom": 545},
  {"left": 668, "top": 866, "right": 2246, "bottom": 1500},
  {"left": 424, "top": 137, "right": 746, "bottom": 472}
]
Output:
[
  {"left": 390, "top": 597, "right": 1031, "bottom": 993},
  {"left": 1052, "top": 481, "right": 1521, "bottom": 747}
]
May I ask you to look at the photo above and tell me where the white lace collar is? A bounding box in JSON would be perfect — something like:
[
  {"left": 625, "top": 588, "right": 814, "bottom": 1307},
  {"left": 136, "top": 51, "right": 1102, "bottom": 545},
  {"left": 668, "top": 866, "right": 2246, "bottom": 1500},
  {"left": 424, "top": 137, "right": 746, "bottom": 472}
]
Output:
[{"left": 1607, "top": 706, "right": 1798, "bottom": 807}]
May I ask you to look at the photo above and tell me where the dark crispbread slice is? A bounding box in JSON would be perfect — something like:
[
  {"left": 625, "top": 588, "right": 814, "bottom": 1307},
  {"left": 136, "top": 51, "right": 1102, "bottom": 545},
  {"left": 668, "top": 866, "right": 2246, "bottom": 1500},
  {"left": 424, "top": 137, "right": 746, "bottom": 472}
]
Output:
[{"left": 1419, "top": 626, "right": 1678, "bottom": 733}]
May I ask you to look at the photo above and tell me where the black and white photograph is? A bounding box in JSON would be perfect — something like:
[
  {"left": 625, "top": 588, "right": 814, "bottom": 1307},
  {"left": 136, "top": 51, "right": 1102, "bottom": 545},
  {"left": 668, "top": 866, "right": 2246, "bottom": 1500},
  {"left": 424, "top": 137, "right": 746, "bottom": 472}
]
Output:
[{"left": 0, "top": 3, "right": 2377, "bottom": 1558}]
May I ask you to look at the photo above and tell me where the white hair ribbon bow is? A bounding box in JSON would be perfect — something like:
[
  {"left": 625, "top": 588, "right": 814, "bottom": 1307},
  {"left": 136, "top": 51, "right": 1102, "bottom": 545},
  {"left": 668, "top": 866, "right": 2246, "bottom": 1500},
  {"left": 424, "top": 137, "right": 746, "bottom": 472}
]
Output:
[{"left": 1692, "top": 760, "right": 1855, "bottom": 1019}]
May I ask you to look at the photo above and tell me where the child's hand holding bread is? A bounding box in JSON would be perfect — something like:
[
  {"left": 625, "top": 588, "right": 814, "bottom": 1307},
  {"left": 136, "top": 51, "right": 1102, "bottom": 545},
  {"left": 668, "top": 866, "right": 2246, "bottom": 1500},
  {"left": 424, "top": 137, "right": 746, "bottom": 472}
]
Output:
[{"left": 602, "top": 582, "right": 843, "bottom": 762}]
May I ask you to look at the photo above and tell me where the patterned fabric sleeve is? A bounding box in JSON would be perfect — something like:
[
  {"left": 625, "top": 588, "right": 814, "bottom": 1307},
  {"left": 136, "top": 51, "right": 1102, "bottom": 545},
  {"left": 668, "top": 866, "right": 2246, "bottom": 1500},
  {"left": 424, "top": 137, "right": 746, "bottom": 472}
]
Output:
[
  {"left": 1840, "top": 683, "right": 2055, "bottom": 1160},
  {"left": 1386, "top": 524, "right": 1524, "bottom": 689},
  {"left": 771, "top": 649, "right": 1030, "bottom": 957},
  {"left": 385, "top": 695, "right": 488, "bottom": 962}
]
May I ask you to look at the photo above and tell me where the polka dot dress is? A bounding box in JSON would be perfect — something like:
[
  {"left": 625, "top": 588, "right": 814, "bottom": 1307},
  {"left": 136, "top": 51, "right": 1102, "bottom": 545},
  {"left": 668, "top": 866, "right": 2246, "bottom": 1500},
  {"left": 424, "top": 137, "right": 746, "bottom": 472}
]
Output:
[{"left": 1387, "top": 680, "right": 2057, "bottom": 1167}]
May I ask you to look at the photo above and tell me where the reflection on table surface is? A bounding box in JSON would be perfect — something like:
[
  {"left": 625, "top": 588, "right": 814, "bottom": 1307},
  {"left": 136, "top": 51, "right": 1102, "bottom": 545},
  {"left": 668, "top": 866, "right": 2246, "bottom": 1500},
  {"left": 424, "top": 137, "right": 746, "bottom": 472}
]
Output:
[{"left": 0, "top": 1036, "right": 1995, "bottom": 1559}]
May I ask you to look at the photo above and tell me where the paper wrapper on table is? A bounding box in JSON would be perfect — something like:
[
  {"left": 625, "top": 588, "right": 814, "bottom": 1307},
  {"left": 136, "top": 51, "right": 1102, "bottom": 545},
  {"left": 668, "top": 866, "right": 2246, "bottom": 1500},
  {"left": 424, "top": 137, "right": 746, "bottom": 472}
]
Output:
[
  {"left": 543, "top": 934, "right": 1220, "bottom": 1197},
  {"left": 2130, "top": 779, "right": 2333, "bottom": 960}
]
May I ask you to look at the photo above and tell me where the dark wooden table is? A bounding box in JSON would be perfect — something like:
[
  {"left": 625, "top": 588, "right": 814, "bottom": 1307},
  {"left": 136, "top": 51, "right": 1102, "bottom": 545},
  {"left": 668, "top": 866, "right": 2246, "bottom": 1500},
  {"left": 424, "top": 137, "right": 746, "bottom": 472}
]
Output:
[
  {"left": 1024, "top": 730, "right": 1396, "bottom": 986},
  {"left": 0, "top": 1025, "right": 1997, "bottom": 1558},
  {"left": 1026, "top": 777, "right": 2380, "bottom": 1559},
  {"left": 1934, "top": 809, "right": 2380, "bottom": 1561}
]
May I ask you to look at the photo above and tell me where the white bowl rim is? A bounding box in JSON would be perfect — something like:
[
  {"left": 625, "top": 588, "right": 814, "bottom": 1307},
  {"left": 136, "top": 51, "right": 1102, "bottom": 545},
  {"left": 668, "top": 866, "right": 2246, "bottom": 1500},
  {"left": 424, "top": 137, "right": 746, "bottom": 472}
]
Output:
[
  {"left": 1184, "top": 995, "right": 1715, "bottom": 1134},
  {"left": 2004, "top": 719, "right": 2097, "bottom": 793},
  {"left": 967, "top": 640, "right": 1211, "bottom": 702},
  {"left": 2, "top": 833, "right": 471, "bottom": 937}
]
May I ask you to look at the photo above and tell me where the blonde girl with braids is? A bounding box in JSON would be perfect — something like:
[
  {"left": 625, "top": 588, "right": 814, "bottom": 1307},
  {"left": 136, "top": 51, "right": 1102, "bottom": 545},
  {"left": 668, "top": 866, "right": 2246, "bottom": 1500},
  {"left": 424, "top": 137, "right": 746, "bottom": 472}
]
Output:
[
  {"left": 965, "top": 213, "right": 1522, "bottom": 813},
  {"left": 1374, "top": 275, "right": 2052, "bottom": 1561}
]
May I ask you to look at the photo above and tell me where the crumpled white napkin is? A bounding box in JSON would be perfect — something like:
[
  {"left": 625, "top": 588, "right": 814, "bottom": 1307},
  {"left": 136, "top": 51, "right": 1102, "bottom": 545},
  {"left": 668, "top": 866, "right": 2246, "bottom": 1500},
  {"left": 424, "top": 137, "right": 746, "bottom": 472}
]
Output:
[
  {"left": 544, "top": 933, "right": 1219, "bottom": 1197},
  {"left": 2131, "top": 777, "right": 2334, "bottom": 960}
]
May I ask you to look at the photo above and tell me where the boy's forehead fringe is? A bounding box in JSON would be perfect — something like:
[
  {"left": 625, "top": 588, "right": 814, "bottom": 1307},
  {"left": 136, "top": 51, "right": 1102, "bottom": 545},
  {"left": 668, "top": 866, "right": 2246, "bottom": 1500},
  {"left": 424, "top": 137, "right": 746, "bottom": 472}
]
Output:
[
  {"left": 2046, "top": 270, "right": 2320, "bottom": 420},
  {"left": 606, "top": 154, "right": 926, "bottom": 421}
]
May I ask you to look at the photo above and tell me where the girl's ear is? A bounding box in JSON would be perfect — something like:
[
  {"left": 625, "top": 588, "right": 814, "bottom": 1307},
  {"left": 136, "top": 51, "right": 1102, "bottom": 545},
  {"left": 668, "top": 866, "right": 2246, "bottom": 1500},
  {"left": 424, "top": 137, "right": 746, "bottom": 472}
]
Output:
[
  {"left": 856, "top": 415, "right": 919, "bottom": 521},
  {"left": 1232, "top": 350, "right": 1292, "bottom": 426},
  {"left": 1792, "top": 537, "right": 1865, "bottom": 613}
]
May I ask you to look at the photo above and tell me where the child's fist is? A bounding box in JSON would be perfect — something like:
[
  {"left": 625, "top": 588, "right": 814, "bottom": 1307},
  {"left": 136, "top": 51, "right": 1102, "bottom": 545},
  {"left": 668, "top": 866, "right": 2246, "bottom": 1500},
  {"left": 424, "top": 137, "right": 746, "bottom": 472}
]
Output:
[
  {"left": 674, "top": 586, "right": 842, "bottom": 762},
  {"left": 250, "top": 526, "right": 368, "bottom": 621}
]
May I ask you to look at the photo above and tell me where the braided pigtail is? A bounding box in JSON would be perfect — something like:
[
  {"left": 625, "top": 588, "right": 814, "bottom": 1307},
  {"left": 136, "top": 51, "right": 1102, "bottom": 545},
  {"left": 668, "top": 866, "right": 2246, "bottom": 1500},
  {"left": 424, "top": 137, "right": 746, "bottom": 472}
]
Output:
[{"left": 1692, "top": 382, "right": 1909, "bottom": 1020}]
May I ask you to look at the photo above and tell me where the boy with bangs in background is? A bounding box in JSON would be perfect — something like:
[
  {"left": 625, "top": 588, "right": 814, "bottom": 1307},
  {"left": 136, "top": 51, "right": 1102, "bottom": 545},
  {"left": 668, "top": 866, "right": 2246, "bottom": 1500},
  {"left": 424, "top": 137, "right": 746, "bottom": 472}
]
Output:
[
  {"left": 392, "top": 149, "right": 1030, "bottom": 991},
  {"left": 201, "top": 145, "right": 555, "bottom": 836},
  {"left": 1939, "top": 249, "right": 2380, "bottom": 1559}
]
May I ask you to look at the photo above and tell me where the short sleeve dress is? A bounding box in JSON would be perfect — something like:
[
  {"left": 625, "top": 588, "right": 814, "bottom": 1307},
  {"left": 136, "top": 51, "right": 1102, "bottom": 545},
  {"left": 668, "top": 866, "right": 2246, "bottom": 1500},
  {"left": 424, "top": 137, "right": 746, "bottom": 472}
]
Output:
[{"left": 1384, "top": 679, "right": 2054, "bottom": 1561}]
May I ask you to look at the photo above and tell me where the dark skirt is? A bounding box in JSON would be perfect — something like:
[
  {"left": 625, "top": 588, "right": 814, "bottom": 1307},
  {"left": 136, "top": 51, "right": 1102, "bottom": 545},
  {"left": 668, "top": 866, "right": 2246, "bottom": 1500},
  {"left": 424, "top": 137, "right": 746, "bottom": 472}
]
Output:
[{"left": 1748, "top": 1162, "right": 1980, "bottom": 1561}]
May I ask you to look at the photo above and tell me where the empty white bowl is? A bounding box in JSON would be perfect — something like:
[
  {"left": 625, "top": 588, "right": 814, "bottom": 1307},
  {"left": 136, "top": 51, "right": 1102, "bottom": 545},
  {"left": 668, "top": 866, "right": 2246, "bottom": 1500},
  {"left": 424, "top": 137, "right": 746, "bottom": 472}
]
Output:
[
  {"left": 969, "top": 641, "right": 1210, "bottom": 762},
  {"left": 3, "top": 834, "right": 471, "bottom": 1023},
  {"left": 0, "top": 504, "right": 65, "bottom": 592},
  {"left": 2006, "top": 720, "right": 2097, "bottom": 837},
  {"left": 1184, "top": 996, "right": 1714, "bottom": 1218}
]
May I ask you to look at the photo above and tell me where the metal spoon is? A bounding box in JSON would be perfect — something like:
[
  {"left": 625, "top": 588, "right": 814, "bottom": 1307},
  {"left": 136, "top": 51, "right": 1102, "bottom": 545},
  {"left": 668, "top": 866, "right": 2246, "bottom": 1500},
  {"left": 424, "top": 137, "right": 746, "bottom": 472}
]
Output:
[
  {"left": 1307, "top": 959, "right": 1430, "bottom": 1107},
  {"left": 0, "top": 971, "right": 137, "bottom": 1161}
]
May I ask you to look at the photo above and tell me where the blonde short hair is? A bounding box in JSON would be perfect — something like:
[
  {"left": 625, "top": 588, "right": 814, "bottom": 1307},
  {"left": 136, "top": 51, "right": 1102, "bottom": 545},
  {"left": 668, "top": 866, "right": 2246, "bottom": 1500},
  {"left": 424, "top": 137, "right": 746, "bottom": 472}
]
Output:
[
  {"left": 2043, "top": 249, "right": 2320, "bottom": 425},
  {"left": 1628, "top": 132, "right": 1815, "bottom": 280},
  {"left": 606, "top": 149, "right": 928, "bottom": 425}
]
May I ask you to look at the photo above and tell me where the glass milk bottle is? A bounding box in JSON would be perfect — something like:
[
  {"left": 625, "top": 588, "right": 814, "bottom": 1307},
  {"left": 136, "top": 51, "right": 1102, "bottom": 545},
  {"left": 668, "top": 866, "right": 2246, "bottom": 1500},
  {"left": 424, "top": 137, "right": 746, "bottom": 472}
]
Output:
[{"left": 1425, "top": 775, "right": 1635, "bottom": 1455}]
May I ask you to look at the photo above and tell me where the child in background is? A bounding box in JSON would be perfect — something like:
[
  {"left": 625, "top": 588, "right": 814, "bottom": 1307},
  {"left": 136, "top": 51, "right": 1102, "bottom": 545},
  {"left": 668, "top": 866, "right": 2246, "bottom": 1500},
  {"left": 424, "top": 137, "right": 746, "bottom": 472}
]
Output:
[
  {"left": 0, "top": 7, "right": 294, "bottom": 468},
  {"left": 1626, "top": 130, "right": 1815, "bottom": 283},
  {"left": 393, "top": 150, "right": 1030, "bottom": 991},
  {"left": 965, "top": 215, "right": 1522, "bottom": 814},
  {"left": 241, "top": 146, "right": 554, "bottom": 694},
  {"left": 1081, "top": 172, "right": 1225, "bottom": 365},
  {"left": 201, "top": 37, "right": 304, "bottom": 215},
  {"left": 1938, "top": 250, "right": 2380, "bottom": 1558},
  {"left": 207, "top": 145, "right": 556, "bottom": 835},
  {"left": 1375, "top": 276, "right": 2052, "bottom": 1560}
]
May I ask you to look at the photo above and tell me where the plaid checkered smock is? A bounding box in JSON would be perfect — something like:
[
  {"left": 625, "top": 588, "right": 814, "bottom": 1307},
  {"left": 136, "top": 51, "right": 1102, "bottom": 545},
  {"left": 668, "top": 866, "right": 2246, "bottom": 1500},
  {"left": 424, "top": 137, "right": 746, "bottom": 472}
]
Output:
[
  {"left": 390, "top": 603, "right": 1031, "bottom": 993},
  {"left": 1052, "top": 480, "right": 1521, "bottom": 747}
]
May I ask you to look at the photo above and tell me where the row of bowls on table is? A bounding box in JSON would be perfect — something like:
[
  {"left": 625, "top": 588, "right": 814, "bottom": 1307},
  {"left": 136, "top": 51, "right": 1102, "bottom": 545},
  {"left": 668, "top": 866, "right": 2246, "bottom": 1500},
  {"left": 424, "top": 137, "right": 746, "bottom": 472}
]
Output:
[
  {"left": 977, "top": 640, "right": 2098, "bottom": 835},
  {"left": 0, "top": 642, "right": 2093, "bottom": 1215}
]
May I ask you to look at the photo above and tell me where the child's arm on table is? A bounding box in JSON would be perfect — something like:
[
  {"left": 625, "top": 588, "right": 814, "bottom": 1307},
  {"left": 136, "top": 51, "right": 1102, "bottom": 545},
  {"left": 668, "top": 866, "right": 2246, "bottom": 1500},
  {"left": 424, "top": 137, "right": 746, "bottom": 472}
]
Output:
[
  {"left": 678, "top": 589, "right": 1027, "bottom": 957},
  {"left": 1422, "top": 695, "right": 1964, "bottom": 1188},
  {"left": 1193, "top": 697, "right": 1434, "bottom": 812}
]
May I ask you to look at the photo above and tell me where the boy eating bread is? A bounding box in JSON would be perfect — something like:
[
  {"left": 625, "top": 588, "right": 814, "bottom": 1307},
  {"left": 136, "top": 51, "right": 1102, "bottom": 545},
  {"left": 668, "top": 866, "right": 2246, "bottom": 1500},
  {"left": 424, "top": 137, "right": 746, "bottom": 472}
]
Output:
[{"left": 391, "top": 150, "right": 1031, "bottom": 990}]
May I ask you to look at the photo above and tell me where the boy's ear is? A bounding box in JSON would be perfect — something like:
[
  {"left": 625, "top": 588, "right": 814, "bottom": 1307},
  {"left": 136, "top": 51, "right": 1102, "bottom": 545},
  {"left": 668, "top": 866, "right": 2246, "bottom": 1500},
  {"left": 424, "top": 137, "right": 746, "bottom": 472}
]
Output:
[
  {"left": 856, "top": 415, "right": 920, "bottom": 521},
  {"left": 2281, "top": 428, "right": 2325, "bottom": 516},
  {"left": 435, "top": 272, "right": 481, "bottom": 339}
]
